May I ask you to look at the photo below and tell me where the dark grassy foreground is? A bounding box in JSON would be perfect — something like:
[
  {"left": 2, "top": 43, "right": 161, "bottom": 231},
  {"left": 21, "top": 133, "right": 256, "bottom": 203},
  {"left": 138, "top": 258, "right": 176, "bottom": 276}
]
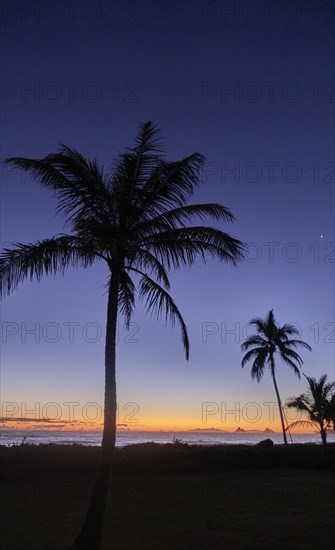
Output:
[{"left": 0, "top": 443, "right": 334, "bottom": 549}]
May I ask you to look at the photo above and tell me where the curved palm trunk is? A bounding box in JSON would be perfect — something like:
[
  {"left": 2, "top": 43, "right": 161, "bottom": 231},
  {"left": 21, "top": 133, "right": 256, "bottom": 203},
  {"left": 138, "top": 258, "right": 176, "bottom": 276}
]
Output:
[
  {"left": 270, "top": 358, "right": 288, "bottom": 445},
  {"left": 72, "top": 270, "right": 119, "bottom": 550}
]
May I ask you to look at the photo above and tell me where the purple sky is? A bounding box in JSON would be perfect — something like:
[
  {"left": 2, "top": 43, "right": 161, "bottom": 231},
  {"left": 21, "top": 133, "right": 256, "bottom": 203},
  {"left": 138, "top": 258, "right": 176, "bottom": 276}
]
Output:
[{"left": 1, "top": 0, "right": 334, "bottom": 430}]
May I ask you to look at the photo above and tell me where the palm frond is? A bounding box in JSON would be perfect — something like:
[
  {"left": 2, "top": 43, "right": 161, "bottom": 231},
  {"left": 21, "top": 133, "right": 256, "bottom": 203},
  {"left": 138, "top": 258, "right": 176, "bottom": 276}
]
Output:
[
  {"left": 118, "top": 271, "right": 135, "bottom": 329},
  {"left": 250, "top": 348, "right": 269, "bottom": 381},
  {"left": 241, "top": 347, "right": 268, "bottom": 380},
  {"left": 286, "top": 395, "right": 312, "bottom": 414},
  {"left": 286, "top": 420, "right": 319, "bottom": 432},
  {"left": 6, "top": 148, "right": 113, "bottom": 227},
  {"left": 248, "top": 318, "right": 268, "bottom": 337},
  {"left": 139, "top": 226, "right": 244, "bottom": 269},
  {"left": 283, "top": 338, "right": 312, "bottom": 351},
  {"left": 278, "top": 353, "right": 301, "bottom": 378},
  {"left": 139, "top": 274, "right": 189, "bottom": 359},
  {"left": 276, "top": 323, "right": 301, "bottom": 337},
  {"left": 126, "top": 249, "right": 170, "bottom": 289},
  {"left": 128, "top": 120, "right": 163, "bottom": 185},
  {"left": 136, "top": 203, "right": 234, "bottom": 242},
  {"left": 132, "top": 121, "right": 163, "bottom": 155},
  {"left": 240, "top": 335, "right": 268, "bottom": 351},
  {"left": 277, "top": 344, "right": 303, "bottom": 371},
  {"left": 5, "top": 156, "right": 69, "bottom": 188},
  {"left": 140, "top": 154, "right": 206, "bottom": 214},
  {"left": 136, "top": 203, "right": 235, "bottom": 233},
  {"left": 108, "top": 122, "right": 163, "bottom": 218},
  {"left": 0, "top": 236, "right": 93, "bottom": 297},
  {"left": 241, "top": 348, "right": 261, "bottom": 368}
]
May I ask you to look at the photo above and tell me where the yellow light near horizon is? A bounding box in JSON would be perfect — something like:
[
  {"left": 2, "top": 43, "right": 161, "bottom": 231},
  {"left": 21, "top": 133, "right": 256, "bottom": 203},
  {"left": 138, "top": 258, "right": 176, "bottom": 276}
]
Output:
[
  {"left": 1, "top": 410, "right": 320, "bottom": 435},
  {"left": 1, "top": 419, "right": 320, "bottom": 435}
]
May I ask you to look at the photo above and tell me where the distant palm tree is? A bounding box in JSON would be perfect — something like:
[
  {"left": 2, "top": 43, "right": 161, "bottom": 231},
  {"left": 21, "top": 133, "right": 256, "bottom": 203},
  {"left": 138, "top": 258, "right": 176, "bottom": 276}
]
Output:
[
  {"left": 241, "top": 309, "right": 311, "bottom": 445},
  {"left": 325, "top": 392, "right": 335, "bottom": 435},
  {"left": 286, "top": 373, "right": 335, "bottom": 448},
  {"left": 0, "top": 122, "right": 244, "bottom": 550}
]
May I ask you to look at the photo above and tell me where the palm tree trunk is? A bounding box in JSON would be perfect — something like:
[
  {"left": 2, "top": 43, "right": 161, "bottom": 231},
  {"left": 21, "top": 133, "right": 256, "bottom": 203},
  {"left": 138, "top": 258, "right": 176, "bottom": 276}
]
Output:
[
  {"left": 71, "top": 270, "right": 119, "bottom": 550},
  {"left": 270, "top": 360, "right": 288, "bottom": 445},
  {"left": 320, "top": 424, "right": 327, "bottom": 450}
]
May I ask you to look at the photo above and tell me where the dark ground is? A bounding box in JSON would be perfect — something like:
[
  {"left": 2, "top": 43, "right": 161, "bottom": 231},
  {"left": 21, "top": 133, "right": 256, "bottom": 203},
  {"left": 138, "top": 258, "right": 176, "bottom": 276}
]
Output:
[{"left": 0, "top": 443, "right": 334, "bottom": 549}]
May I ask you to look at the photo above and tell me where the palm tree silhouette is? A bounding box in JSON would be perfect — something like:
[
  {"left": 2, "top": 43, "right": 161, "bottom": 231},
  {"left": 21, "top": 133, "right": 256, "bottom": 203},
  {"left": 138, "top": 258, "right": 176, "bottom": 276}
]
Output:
[
  {"left": 241, "top": 309, "right": 311, "bottom": 445},
  {"left": 286, "top": 373, "right": 335, "bottom": 448},
  {"left": 325, "top": 392, "right": 335, "bottom": 435},
  {"left": 0, "top": 122, "right": 244, "bottom": 550}
]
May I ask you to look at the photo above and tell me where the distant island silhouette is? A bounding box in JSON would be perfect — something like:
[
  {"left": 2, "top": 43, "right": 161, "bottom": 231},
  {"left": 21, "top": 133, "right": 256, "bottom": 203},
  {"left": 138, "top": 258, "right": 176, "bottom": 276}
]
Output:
[
  {"left": 189, "top": 427, "right": 275, "bottom": 434},
  {"left": 235, "top": 427, "right": 275, "bottom": 433},
  {"left": 188, "top": 428, "right": 228, "bottom": 433}
]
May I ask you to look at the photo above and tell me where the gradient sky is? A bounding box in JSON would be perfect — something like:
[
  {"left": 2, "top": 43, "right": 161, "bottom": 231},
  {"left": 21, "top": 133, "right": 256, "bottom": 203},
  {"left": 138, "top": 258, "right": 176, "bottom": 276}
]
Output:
[{"left": 1, "top": 0, "right": 334, "bottom": 432}]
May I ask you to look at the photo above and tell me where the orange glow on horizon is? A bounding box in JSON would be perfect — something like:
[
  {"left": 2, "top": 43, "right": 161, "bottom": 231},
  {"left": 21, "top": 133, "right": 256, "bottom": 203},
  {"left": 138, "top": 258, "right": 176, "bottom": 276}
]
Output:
[
  {"left": 1, "top": 398, "right": 325, "bottom": 435},
  {"left": 0, "top": 417, "right": 321, "bottom": 435}
]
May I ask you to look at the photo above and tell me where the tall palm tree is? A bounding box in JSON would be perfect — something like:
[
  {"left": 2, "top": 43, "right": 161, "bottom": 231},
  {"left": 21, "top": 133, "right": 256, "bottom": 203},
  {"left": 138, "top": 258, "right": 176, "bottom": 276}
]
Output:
[
  {"left": 241, "top": 309, "right": 311, "bottom": 445},
  {"left": 286, "top": 373, "right": 335, "bottom": 448},
  {"left": 0, "top": 121, "right": 244, "bottom": 550}
]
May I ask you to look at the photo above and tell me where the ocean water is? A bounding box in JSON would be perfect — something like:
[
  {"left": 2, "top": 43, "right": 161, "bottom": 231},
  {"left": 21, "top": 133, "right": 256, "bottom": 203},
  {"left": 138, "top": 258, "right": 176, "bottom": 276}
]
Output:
[{"left": 1, "top": 429, "right": 334, "bottom": 447}]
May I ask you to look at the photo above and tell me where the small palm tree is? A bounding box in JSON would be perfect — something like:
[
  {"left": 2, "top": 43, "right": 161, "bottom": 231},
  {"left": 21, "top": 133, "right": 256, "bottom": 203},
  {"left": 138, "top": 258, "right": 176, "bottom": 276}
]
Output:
[
  {"left": 286, "top": 374, "right": 335, "bottom": 448},
  {"left": 241, "top": 309, "right": 311, "bottom": 445},
  {"left": 0, "top": 122, "right": 244, "bottom": 550},
  {"left": 325, "top": 393, "right": 335, "bottom": 435}
]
